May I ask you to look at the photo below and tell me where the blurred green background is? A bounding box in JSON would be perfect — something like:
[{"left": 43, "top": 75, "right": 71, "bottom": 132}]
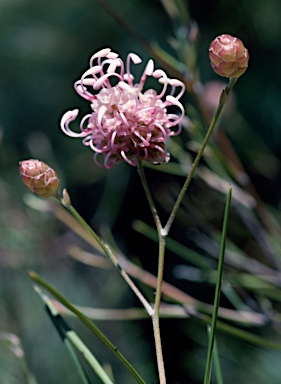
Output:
[{"left": 2, "top": 0, "right": 281, "bottom": 383}]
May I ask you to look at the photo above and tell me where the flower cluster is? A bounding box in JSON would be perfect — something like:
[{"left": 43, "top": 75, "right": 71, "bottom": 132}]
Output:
[{"left": 61, "top": 48, "right": 185, "bottom": 168}]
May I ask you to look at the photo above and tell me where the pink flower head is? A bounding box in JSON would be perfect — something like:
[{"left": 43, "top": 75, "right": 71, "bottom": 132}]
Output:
[{"left": 61, "top": 48, "right": 185, "bottom": 168}]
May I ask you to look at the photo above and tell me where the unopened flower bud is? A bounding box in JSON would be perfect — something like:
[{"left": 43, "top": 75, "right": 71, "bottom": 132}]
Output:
[
  {"left": 209, "top": 34, "right": 249, "bottom": 78},
  {"left": 19, "top": 159, "right": 59, "bottom": 198}
]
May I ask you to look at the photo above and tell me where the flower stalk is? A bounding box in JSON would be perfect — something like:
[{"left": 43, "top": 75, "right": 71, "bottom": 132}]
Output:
[
  {"left": 152, "top": 232, "right": 167, "bottom": 384},
  {"left": 138, "top": 76, "right": 238, "bottom": 383},
  {"left": 59, "top": 191, "right": 153, "bottom": 317},
  {"left": 19, "top": 34, "right": 249, "bottom": 384},
  {"left": 137, "top": 161, "right": 166, "bottom": 383},
  {"left": 163, "top": 77, "right": 237, "bottom": 236}
]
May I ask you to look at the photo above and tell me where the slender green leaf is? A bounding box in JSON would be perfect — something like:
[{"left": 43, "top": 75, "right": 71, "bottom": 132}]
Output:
[
  {"left": 29, "top": 271, "right": 146, "bottom": 384},
  {"left": 34, "top": 286, "right": 95, "bottom": 384},
  {"left": 212, "top": 335, "right": 224, "bottom": 384},
  {"left": 203, "top": 185, "right": 232, "bottom": 384},
  {"left": 190, "top": 309, "right": 281, "bottom": 352}
]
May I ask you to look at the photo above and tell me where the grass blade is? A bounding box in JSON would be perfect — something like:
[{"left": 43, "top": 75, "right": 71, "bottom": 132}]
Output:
[
  {"left": 210, "top": 327, "right": 224, "bottom": 384},
  {"left": 29, "top": 271, "right": 146, "bottom": 384},
  {"left": 34, "top": 286, "right": 97, "bottom": 384},
  {"left": 203, "top": 184, "right": 232, "bottom": 384}
]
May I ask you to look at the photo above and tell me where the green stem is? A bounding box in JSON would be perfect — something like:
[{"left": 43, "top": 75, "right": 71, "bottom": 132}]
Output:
[
  {"left": 57, "top": 194, "right": 153, "bottom": 316},
  {"left": 137, "top": 161, "right": 162, "bottom": 234},
  {"left": 203, "top": 185, "right": 232, "bottom": 384},
  {"left": 153, "top": 233, "right": 167, "bottom": 384},
  {"left": 137, "top": 161, "right": 166, "bottom": 384},
  {"left": 163, "top": 78, "right": 237, "bottom": 236},
  {"left": 29, "top": 271, "right": 146, "bottom": 384}
]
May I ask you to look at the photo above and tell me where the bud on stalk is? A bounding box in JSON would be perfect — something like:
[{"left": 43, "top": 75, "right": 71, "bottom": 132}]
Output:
[
  {"left": 209, "top": 34, "right": 249, "bottom": 78},
  {"left": 18, "top": 159, "right": 59, "bottom": 198}
]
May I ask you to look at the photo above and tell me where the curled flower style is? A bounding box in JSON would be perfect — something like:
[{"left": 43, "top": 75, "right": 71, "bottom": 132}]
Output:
[{"left": 61, "top": 48, "right": 185, "bottom": 168}]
